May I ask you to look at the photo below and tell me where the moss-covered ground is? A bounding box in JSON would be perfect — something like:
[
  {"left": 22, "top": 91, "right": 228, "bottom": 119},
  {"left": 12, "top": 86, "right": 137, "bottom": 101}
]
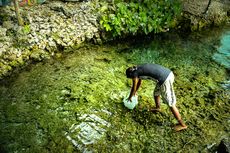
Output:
[{"left": 0, "top": 27, "right": 229, "bottom": 153}]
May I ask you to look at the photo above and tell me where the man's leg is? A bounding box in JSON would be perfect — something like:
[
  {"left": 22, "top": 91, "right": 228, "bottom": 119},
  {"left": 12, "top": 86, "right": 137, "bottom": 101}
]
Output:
[
  {"left": 154, "top": 95, "right": 161, "bottom": 109},
  {"left": 170, "top": 106, "right": 187, "bottom": 131},
  {"left": 163, "top": 72, "right": 187, "bottom": 131},
  {"left": 152, "top": 84, "right": 161, "bottom": 112},
  {"left": 151, "top": 95, "right": 161, "bottom": 112}
]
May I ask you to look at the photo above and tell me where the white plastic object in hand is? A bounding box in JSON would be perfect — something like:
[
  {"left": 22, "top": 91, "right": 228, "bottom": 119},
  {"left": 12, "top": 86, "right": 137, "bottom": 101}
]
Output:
[{"left": 123, "top": 95, "right": 138, "bottom": 109}]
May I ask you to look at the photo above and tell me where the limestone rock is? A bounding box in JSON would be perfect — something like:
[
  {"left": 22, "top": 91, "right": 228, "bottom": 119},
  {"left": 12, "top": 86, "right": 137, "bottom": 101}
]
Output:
[
  {"left": 2, "top": 21, "right": 14, "bottom": 30},
  {"left": 182, "top": 0, "right": 210, "bottom": 15},
  {"left": 0, "top": 27, "right": 7, "bottom": 37}
]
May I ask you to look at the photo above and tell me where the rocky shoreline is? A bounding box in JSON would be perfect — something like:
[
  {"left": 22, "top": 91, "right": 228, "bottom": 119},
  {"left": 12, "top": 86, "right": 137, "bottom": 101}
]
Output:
[
  {"left": 0, "top": 1, "right": 101, "bottom": 78},
  {"left": 0, "top": 0, "right": 229, "bottom": 79}
]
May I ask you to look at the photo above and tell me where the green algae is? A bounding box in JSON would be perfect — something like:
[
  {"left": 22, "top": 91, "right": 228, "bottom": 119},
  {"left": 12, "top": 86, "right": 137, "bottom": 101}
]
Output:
[{"left": 0, "top": 27, "right": 230, "bottom": 153}]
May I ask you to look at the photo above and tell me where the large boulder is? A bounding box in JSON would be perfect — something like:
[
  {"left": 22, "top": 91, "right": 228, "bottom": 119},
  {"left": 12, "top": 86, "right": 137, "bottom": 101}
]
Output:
[
  {"left": 183, "top": 0, "right": 211, "bottom": 15},
  {"left": 182, "top": 0, "right": 230, "bottom": 31}
]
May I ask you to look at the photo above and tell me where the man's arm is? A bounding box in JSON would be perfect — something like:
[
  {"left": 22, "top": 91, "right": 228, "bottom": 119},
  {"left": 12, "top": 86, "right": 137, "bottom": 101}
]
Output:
[
  {"left": 128, "top": 77, "right": 140, "bottom": 101},
  {"left": 136, "top": 79, "right": 142, "bottom": 92}
]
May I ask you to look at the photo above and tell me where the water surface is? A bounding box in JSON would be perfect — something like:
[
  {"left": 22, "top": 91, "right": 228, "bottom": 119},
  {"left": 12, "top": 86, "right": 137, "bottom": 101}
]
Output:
[{"left": 0, "top": 27, "right": 230, "bottom": 152}]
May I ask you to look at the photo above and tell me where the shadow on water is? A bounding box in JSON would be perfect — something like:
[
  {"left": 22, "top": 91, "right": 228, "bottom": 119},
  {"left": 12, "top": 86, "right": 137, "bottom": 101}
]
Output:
[{"left": 0, "top": 26, "right": 230, "bottom": 152}]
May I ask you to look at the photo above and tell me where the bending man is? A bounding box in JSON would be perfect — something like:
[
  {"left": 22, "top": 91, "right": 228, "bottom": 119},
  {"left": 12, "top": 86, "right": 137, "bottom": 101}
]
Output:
[{"left": 126, "top": 63, "right": 187, "bottom": 131}]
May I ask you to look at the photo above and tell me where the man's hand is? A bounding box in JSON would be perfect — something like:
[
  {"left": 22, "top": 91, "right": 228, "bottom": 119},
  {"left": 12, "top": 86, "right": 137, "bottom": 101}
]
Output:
[{"left": 127, "top": 77, "right": 138, "bottom": 101}]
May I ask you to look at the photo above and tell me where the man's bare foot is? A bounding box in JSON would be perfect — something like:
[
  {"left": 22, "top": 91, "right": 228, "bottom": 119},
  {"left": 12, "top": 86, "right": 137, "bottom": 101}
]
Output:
[{"left": 174, "top": 124, "right": 187, "bottom": 132}]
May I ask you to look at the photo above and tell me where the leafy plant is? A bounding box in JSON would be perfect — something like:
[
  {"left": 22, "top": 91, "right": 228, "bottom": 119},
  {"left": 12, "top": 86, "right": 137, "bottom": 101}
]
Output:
[
  {"left": 22, "top": 24, "right": 31, "bottom": 34},
  {"left": 99, "top": 0, "right": 182, "bottom": 37}
]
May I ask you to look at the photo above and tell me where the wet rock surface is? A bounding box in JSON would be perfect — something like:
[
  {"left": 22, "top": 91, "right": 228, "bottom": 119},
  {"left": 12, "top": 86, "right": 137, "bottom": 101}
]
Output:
[{"left": 65, "top": 110, "right": 111, "bottom": 152}]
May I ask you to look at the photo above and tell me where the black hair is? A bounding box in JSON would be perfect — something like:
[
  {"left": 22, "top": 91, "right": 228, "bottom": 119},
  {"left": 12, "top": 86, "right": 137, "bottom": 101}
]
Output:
[{"left": 126, "top": 66, "right": 137, "bottom": 78}]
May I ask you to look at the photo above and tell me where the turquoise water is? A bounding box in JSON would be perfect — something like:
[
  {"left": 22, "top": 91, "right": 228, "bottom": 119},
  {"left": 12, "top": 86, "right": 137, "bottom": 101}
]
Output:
[
  {"left": 0, "top": 27, "right": 230, "bottom": 152},
  {"left": 213, "top": 31, "right": 230, "bottom": 69}
]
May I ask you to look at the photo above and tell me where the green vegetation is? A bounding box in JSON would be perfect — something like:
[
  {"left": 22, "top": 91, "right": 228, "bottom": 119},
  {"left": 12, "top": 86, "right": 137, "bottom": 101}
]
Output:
[
  {"left": 22, "top": 25, "right": 31, "bottom": 34},
  {"left": 0, "top": 27, "right": 229, "bottom": 152},
  {"left": 99, "top": 0, "right": 181, "bottom": 37}
]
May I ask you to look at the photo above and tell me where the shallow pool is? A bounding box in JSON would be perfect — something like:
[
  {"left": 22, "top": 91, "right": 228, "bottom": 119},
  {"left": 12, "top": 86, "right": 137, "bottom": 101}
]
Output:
[{"left": 0, "top": 26, "right": 229, "bottom": 152}]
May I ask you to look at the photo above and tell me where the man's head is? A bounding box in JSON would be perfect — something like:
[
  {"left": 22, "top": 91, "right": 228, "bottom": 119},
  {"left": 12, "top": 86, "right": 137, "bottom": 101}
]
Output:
[{"left": 126, "top": 66, "right": 137, "bottom": 78}]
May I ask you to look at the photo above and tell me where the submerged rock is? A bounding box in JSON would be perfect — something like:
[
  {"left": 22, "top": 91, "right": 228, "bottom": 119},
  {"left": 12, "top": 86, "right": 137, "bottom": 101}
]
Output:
[
  {"left": 65, "top": 111, "right": 111, "bottom": 152},
  {"left": 221, "top": 80, "right": 230, "bottom": 90},
  {"left": 217, "top": 138, "right": 230, "bottom": 153}
]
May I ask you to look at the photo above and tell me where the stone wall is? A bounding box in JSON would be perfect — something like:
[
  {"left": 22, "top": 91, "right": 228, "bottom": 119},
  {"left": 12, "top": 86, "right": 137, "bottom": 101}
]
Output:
[
  {"left": 0, "top": 1, "right": 100, "bottom": 79},
  {"left": 182, "top": 0, "right": 230, "bottom": 30},
  {"left": 183, "top": 0, "right": 211, "bottom": 15}
]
